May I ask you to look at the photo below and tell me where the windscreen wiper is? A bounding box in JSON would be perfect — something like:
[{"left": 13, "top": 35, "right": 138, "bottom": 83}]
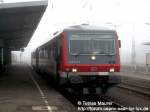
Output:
[
  {"left": 72, "top": 52, "right": 81, "bottom": 56},
  {"left": 92, "top": 51, "right": 114, "bottom": 56}
]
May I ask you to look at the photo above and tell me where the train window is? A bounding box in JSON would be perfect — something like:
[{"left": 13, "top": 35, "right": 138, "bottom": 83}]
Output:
[
  {"left": 43, "top": 48, "right": 48, "bottom": 59},
  {"left": 39, "top": 50, "right": 42, "bottom": 58},
  {"left": 39, "top": 48, "right": 46, "bottom": 58},
  {"left": 118, "top": 40, "right": 121, "bottom": 48},
  {"left": 69, "top": 34, "right": 116, "bottom": 55},
  {"left": 49, "top": 45, "right": 53, "bottom": 57},
  {"left": 57, "top": 37, "right": 61, "bottom": 57},
  {"left": 33, "top": 52, "right": 35, "bottom": 58},
  {"left": 47, "top": 47, "right": 50, "bottom": 58},
  {"left": 53, "top": 47, "right": 55, "bottom": 57}
]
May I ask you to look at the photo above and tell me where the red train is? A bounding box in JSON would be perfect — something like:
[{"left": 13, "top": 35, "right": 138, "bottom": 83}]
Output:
[{"left": 31, "top": 24, "right": 121, "bottom": 93}]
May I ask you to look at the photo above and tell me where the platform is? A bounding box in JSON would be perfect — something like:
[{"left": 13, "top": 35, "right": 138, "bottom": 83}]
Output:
[
  {"left": 0, "top": 0, "right": 48, "bottom": 71},
  {"left": 0, "top": 63, "right": 77, "bottom": 112}
]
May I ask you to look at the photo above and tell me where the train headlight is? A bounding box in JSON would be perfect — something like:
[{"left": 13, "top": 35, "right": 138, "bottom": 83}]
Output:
[
  {"left": 72, "top": 68, "right": 77, "bottom": 72},
  {"left": 91, "top": 56, "right": 96, "bottom": 60},
  {"left": 109, "top": 68, "right": 115, "bottom": 72}
]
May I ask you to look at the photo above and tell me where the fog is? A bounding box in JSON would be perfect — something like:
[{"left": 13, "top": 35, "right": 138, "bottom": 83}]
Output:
[{"left": 10, "top": 0, "right": 150, "bottom": 67}]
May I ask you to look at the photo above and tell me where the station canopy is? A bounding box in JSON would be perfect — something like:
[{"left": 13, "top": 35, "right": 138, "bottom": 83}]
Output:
[{"left": 0, "top": 0, "right": 47, "bottom": 50}]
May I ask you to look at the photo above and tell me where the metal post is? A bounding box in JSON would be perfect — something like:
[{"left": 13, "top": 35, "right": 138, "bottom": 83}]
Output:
[
  {"left": 146, "top": 64, "right": 149, "bottom": 72},
  {"left": 20, "top": 52, "right": 22, "bottom": 64},
  {"left": 131, "top": 23, "right": 136, "bottom": 71},
  {"left": 144, "top": 23, "right": 150, "bottom": 73},
  {"left": 146, "top": 53, "right": 150, "bottom": 73},
  {"left": 1, "top": 48, "right": 3, "bottom": 65}
]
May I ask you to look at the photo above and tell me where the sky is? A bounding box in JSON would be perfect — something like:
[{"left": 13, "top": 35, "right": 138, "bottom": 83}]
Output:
[
  {"left": 7, "top": 0, "right": 150, "bottom": 66},
  {"left": 26, "top": 0, "right": 150, "bottom": 49}
]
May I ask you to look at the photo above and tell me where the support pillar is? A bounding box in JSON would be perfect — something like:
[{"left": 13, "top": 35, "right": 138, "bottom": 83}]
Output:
[
  {"left": 0, "top": 39, "right": 11, "bottom": 71},
  {"left": 0, "top": 39, "right": 4, "bottom": 71}
]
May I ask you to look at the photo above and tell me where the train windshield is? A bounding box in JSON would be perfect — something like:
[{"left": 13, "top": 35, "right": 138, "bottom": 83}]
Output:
[{"left": 69, "top": 34, "right": 116, "bottom": 55}]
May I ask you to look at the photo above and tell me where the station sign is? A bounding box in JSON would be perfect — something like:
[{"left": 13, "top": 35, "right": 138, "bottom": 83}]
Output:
[{"left": 146, "top": 53, "right": 150, "bottom": 65}]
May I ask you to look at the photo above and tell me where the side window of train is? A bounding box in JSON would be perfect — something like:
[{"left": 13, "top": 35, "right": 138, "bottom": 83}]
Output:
[
  {"left": 40, "top": 49, "right": 43, "bottom": 58},
  {"left": 57, "top": 37, "right": 61, "bottom": 58},
  {"left": 53, "top": 43, "right": 56, "bottom": 58},
  {"left": 39, "top": 50, "right": 41, "bottom": 58},
  {"left": 50, "top": 45, "right": 53, "bottom": 57},
  {"left": 47, "top": 46, "right": 50, "bottom": 59},
  {"left": 52, "top": 42, "right": 57, "bottom": 60},
  {"left": 44, "top": 47, "right": 48, "bottom": 59},
  {"left": 41, "top": 48, "right": 45, "bottom": 58},
  {"left": 41, "top": 48, "right": 44, "bottom": 58}
]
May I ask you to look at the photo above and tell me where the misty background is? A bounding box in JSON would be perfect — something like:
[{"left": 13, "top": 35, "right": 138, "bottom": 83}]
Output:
[{"left": 7, "top": 0, "right": 150, "bottom": 69}]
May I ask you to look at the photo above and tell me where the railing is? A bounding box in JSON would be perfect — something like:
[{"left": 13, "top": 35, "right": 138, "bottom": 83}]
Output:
[{"left": 121, "top": 65, "right": 150, "bottom": 73}]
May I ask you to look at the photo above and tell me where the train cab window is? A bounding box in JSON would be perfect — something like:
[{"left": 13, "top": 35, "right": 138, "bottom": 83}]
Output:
[{"left": 69, "top": 34, "right": 116, "bottom": 55}]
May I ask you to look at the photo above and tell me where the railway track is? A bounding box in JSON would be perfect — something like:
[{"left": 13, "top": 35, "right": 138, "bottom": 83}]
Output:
[
  {"left": 117, "top": 83, "right": 150, "bottom": 98},
  {"left": 107, "top": 82, "right": 150, "bottom": 112},
  {"left": 59, "top": 88, "right": 133, "bottom": 112},
  {"left": 99, "top": 96, "right": 133, "bottom": 112},
  {"left": 32, "top": 68, "right": 141, "bottom": 112},
  {"left": 117, "top": 80, "right": 150, "bottom": 97},
  {"left": 35, "top": 72, "right": 134, "bottom": 112}
]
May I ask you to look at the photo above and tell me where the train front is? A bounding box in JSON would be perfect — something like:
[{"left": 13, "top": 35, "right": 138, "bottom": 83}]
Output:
[{"left": 60, "top": 26, "right": 121, "bottom": 90}]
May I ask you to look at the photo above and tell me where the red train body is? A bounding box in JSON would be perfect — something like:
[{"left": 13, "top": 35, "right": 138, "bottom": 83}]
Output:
[{"left": 31, "top": 25, "right": 121, "bottom": 93}]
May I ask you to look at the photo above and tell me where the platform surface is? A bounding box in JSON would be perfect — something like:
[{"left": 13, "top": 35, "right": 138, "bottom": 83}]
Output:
[{"left": 0, "top": 63, "right": 77, "bottom": 112}]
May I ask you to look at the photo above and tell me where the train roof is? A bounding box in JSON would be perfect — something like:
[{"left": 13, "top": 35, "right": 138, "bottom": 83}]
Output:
[
  {"left": 33, "top": 24, "right": 117, "bottom": 50},
  {"left": 63, "top": 24, "right": 116, "bottom": 32}
]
